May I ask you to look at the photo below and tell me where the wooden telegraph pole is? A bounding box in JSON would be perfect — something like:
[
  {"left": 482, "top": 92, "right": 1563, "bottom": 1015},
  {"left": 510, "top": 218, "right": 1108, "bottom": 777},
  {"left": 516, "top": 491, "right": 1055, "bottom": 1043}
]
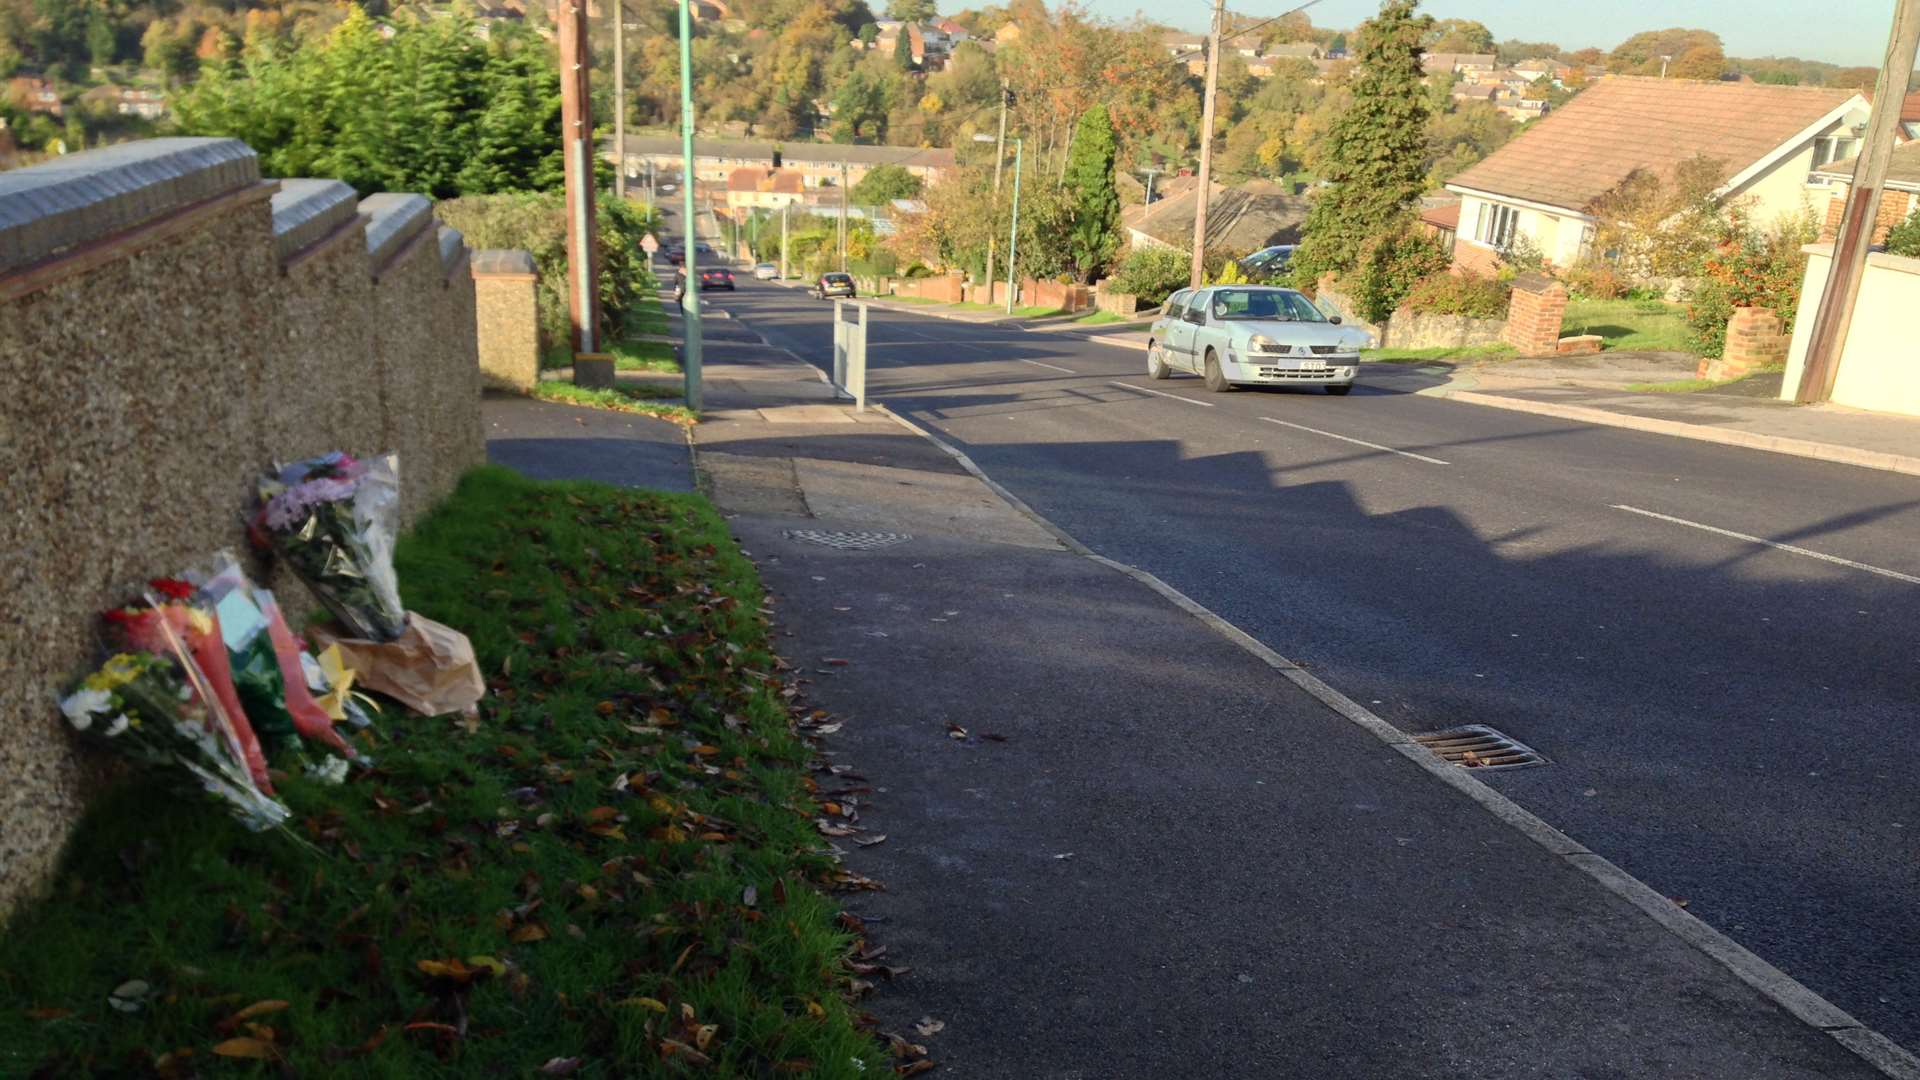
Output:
[
  {"left": 557, "top": 0, "right": 599, "bottom": 355},
  {"left": 613, "top": 0, "right": 627, "bottom": 202},
  {"left": 1794, "top": 0, "right": 1920, "bottom": 402},
  {"left": 1188, "top": 0, "right": 1225, "bottom": 289}
]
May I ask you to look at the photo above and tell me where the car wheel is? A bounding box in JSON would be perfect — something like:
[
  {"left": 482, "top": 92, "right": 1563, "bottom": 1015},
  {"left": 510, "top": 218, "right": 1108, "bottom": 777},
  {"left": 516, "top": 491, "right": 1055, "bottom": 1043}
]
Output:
[
  {"left": 1147, "top": 342, "right": 1171, "bottom": 380},
  {"left": 1325, "top": 384, "right": 1353, "bottom": 396},
  {"left": 1203, "top": 349, "right": 1232, "bottom": 393}
]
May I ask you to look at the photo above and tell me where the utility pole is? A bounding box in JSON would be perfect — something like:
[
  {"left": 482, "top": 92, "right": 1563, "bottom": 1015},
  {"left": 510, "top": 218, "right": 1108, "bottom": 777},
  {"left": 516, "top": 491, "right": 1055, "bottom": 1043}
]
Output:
[
  {"left": 613, "top": 0, "right": 626, "bottom": 201},
  {"left": 839, "top": 159, "right": 849, "bottom": 272},
  {"left": 1188, "top": 0, "right": 1225, "bottom": 289},
  {"left": 1142, "top": 165, "right": 1163, "bottom": 206},
  {"left": 1795, "top": 0, "right": 1920, "bottom": 403},
  {"left": 647, "top": 158, "right": 656, "bottom": 207},
  {"left": 1658, "top": 54, "right": 1672, "bottom": 78},
  {"left": 780, "top": 200, "right": 789, "bottom": 278},
  {"left": 984, "top": 79, "right": 1008, "bottom": 302},
  {"left": 558, "top": 0, "right": 599, "bottom": 355},
  {"left": 677, "top": 0, "right": 702, "bottom": 411},
  {"left": 1005, "top": 137, "right": 1023, "bottom": 314}
]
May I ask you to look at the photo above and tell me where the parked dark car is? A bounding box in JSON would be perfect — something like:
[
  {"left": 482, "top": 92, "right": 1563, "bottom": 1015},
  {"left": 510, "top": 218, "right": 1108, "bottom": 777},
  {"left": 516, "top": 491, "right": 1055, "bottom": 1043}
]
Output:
[
  {"left": 811, "top": 272, "right": 856, "bottom": 299},
  {"left": 699, "top": 266, "right": 736, "bottom": 291},
  {"left": 1239, "top": 244, "right": 1296, "bottom": 281},
  {"left": 665, "top": 245, "right": 686, "bottom": 266}
]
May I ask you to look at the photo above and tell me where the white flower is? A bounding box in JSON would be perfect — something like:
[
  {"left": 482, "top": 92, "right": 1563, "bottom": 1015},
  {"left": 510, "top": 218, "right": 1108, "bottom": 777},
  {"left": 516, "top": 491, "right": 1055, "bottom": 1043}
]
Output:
[
  {"left": 305, "top": 756, "right": 351, "bottom": 785},
  {"left": 104, "top": 714, "right": 130, "bottom": 738},
  {"left": 60, "top": 688, "right": 112, "bottom": 730}
]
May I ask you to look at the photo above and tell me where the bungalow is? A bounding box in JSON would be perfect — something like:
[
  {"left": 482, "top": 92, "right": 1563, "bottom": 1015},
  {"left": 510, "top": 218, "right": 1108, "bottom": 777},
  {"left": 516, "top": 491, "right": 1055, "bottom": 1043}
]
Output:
[
  {"left": 1444, "top": 76, "right": 1869, "bottom": 274},
  {"left": 1422, "top": 52, "right": 1496, "bottom": 76},
  {"left": 1124, "top": 179, "right": 1309, "bottom": 255},
  {"left": 1265, "top": 41, "right": 1321, "bottom": 61},
  {"left": 1807, "top": 140, "right": 1920, "bottom": 244}
]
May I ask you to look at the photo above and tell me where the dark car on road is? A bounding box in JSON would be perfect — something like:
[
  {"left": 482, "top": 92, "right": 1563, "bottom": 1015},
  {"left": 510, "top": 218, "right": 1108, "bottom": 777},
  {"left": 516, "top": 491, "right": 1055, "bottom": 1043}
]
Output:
[
  {"left": 811, "top": 272, "right": 856, "bottom": 299},
  {"left": 665, "top": 245, "right": 685, "bottom": 266},
  {"left": 698, "top": 266, "right": 735, "bottom": 291}
]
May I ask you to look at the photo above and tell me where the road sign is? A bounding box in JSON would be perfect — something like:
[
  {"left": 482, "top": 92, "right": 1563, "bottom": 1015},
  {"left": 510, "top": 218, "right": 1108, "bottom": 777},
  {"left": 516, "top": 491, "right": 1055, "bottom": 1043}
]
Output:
[{"left": 641, "top": 234, "right": 659, "bottom": 253}]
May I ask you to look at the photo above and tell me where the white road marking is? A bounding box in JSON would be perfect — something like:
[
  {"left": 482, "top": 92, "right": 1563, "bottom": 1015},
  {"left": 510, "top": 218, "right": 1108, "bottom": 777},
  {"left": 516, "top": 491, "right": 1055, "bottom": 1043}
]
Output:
[
  {"left": 1258, "top": 416, "right": 1450, "bottom": 465},
  {"left": 1611, "top": 505, "right": 1920, "bottom": 585},
  {"left": 1021, "top": 358, "right": 1078, "bottom": 374},
  {"left": 1108, "top": 381, "right": 1216, "bottom": 407},
  {"left": 1089, "top": 335, "right": 1149, "bottom": 351}
]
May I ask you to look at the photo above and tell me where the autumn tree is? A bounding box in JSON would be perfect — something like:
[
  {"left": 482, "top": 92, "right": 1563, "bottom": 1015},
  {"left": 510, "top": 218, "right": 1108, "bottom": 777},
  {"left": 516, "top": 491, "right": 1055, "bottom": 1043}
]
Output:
[
  {"left": 1289, "top": 0, "right": 1432, "bottom": 287},
  {"left": 1667, "top": 45, "right": 1726, "bottom": 81},
  {"left": 885, "top": 0, "right": 934, "bottom": 21},
  {"left": 1606, "top": 28, "right": 1721, "bottom": 75},
  {"left": 1424, "top": 18, "right": 1491, "bottom": 54},
  {"left": 851, "top": 162, "right": 922, "bottom": 203},
  {"left": 1495, "top": 38, "right": 1561, "bottom": 64}
]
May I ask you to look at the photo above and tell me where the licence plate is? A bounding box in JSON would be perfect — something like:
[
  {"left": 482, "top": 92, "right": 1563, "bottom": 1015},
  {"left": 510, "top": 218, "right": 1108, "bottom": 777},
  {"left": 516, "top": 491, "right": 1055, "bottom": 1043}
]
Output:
[{"left": 1296, "top": 358, "right": 1327, "bottom": 370}]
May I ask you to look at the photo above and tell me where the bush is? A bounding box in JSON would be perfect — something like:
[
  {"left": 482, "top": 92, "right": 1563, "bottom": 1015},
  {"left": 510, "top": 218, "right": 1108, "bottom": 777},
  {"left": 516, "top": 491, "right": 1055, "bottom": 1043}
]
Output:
[
  {"left": 1401, "top": 271, "right": 1511, "bottom": 318},
  {"left": 1564, "top": 258, "right": 1627, "bottom": 300},
  {"left": 1886, "top": 208, "right": 1920, "bottom": 258},
  {"left": 438, "top": 191, "right": 659, "bottom": 356},
  {"left": 1683, "top": 211, "right": 1812, "bottom": 358},
  {"left": 1346, "top": 225, "right": 1451, "bottom": 323},
  {"left": 1108, "top": 246, "right": 1190, "bottom": 305}
]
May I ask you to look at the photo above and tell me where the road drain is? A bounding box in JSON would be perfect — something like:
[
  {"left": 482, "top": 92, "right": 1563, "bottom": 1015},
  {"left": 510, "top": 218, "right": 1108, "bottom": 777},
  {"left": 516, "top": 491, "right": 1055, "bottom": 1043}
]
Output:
[
  {"left": 1412, "top": 725, "right": 1547, "bottom": 770},
  {"left": 784, "top": 529, "right": 912, "bottom": 551}
]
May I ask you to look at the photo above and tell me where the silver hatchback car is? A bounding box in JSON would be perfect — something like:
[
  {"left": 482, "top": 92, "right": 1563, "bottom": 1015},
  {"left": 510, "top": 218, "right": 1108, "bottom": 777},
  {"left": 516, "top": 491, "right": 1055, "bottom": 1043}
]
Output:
[{"left": 1148, "top": 285, "right": 1370, "bottom": 394}]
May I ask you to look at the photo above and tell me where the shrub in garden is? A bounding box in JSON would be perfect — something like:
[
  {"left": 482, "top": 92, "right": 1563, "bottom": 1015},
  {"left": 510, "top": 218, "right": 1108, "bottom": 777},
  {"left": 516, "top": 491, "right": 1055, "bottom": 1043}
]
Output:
[
  {"left": 1885, "top": 208, "right": 1920, "bottom": 258},
  {"left": 1347, "top": 224, "right": 1451, "bottom": 323},
  {"left": 1108, "top": 246, "right": 1191, "bottom": 305},
  {"left": 1401, "top": 271, "right": 1511, "bottom": 318},
  {"left": 1683, "top": 209, "right": 1814, "bottom": 358},
  {"left": 1564, "top": 257, "right": 1627, "bottom": 300}
]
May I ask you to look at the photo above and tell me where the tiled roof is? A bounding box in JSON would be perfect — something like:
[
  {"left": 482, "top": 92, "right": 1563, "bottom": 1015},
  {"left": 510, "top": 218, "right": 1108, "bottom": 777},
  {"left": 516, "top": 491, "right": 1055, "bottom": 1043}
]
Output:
[
  {"left": 1420, "top": 202, "right": 1461, "bottom": 229},
  {"left": 1131, "top": 179, "right": 1308, "bottom": 251},
  {"left": 1813, "top": 140, "right": 1920, "bottom": 192},
  {"left": 1447, "top": 76, "right": 1858, "bottom": 212}
]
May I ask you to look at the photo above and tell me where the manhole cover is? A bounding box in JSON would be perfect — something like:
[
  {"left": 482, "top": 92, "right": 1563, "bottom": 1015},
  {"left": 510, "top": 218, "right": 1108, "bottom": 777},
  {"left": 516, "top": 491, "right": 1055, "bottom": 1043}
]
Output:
[
  {"left": 784, "top": 530, "right": 912, "bottom": 551},
  {"left": 1411, "top": 724, "right": 1547, "bottom": 770}
]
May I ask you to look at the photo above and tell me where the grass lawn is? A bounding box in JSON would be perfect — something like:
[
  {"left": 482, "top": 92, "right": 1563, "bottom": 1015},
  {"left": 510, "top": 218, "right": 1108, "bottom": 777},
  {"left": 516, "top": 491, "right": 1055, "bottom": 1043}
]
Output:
[
  {"left": 0, "top": 468, "right": 887, "bottom": 1077},
  {"left": 1363, "top": 343, "right": 1516, "bottom": 364},
  {"left": 946, "top": 301, "right": 1062, "bottom": 317},
  {"left": 1562, "top": 298, "right": 1696, "bottom": 353},
  {"left": 880, "top": 294, "right": 945, "bottom": 305},
  {"left": 1073, "top": 310, "right": 1128, "bottom": 325},
  {"left": 533, "top": 381, "right": 696, "bottom": 424}
]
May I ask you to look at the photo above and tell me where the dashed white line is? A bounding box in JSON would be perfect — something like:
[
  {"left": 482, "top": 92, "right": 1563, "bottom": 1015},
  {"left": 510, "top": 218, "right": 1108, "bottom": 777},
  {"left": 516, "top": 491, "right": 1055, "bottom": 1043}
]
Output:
[
  {"left": 1611, "top": 505, "right": 1920, "bottom": 585},
  {"left": 1021, "top": 358, "right": 1079, "bottom": 374},
  {"left": 1258, "top": 416, "right": 1450, "bottom": 465},
  {"left": 1107, "top": 381, "right": 1216, "bottom": 407}
]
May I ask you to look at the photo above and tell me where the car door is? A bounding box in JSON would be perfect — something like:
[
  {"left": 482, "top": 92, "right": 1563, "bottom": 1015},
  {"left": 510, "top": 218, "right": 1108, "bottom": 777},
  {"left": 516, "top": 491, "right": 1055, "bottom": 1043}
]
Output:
[
  {"left": 1179, "top": 288, "right": 1214, "bottom": 371},
  {"left": 1157, "top": 290, "right": 1191, "bottom": 364}
]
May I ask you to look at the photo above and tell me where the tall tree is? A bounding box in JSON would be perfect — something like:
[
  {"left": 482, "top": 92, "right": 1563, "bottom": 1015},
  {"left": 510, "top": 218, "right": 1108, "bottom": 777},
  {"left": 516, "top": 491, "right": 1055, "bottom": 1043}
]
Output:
[
  {"left": 891, "top": 23, "right": 912, "bottom": 69},
  {"left": 1606, "top": 28, "right": 1721, "bottom": 74},
  {"left": 1668, "top": 45, "right": 1726, "bottom": 81},
  {"left": 851, "top": 162, "right": 923, "bottom": 203},
  {"left": 1424, "top": 18, "right": 1491, "bottom": 54},
  {"left": 884, "top": 0, "right": 934, "bottom": 20},
  {"left": 1061, "top": 103, "right": 1118, "bottom": 281},
  {"left": 1289, "top": 0, "right": 1432, "bottom": 286}
]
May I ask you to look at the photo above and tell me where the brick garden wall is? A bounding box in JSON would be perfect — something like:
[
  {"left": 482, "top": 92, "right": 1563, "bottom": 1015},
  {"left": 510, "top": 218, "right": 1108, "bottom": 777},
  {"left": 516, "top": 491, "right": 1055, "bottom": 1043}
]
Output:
[
  {"left": 0, "top": 138, "right": 485, "bottom": 920},
  {"left": 1819, "top": 188, "right": 1918, "bottom": 245}
]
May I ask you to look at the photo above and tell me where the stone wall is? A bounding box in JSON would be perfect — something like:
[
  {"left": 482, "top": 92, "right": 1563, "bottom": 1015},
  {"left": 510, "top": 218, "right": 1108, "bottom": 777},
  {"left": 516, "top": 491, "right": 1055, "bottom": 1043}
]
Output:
[
  {"left": 0, "top": 137, "right": 485, "bottom": 919},
  {"left": 1314, "top": 276, "right": 1505, "bottom": 351}
]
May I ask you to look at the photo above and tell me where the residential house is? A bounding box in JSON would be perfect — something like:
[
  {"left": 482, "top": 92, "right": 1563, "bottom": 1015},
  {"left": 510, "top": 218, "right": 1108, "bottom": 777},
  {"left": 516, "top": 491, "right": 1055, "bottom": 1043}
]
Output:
[
  {"left": 931, "top": 17, "right": 970, "bottom": 42},
  {"left": 1265, "top": 41, "right": 1321, "bottom": 61},
  {"left": 5, "top": 78, "right": 62, "bottom": 117},
  {"left": 1512, "top": 58, "right": 1573, "bottom": 85},
  {"left": 1443, "top": 76, "right": 1869, "bottom": 274},
  {"left": 1497, "top": 96, "right": 1550, "bottom": 123},
  {"left": 1422, "top": 52, "right": 1496, "bottom": 77},
  {"left": 615, "top": 136, "right": 956, "bottom": 191},
  {"left": 725, "top": 166, "right": 807, "bottom": 211},
  {"left": 993, "top": 22, "right": 1021, "bottom": 47},
  {"left": 1418, "top": 200, "right": 1461, "bottom": 248},
  {"left": 1808, "top": 140, "right": 1920, "bottom": 244},
  {"left": 117, "top": 88, "right": 167, "bottom": 120},
  {"left": 1124, "top": 179, "right": 1309, "bottom": 255},
  {"left": 1475, "top": 67, "right": 1538, "bottom": 95},
  {"left": 1450, "top": 83, "right": 1503, "bottom": 106}
]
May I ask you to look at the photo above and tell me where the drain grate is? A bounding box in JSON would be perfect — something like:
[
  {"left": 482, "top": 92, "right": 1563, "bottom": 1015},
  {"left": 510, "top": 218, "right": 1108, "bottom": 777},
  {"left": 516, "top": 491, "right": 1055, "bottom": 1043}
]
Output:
[
  {"left": 784, "top": 529, "right": 912, "bottom": 551},
  {"left": 1411, "top": 724, "right": 1547, "bottom": 770}
]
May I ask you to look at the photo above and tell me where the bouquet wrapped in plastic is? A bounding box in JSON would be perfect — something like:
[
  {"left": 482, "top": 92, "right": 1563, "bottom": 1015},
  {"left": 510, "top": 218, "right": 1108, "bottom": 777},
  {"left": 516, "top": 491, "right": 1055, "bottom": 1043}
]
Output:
[
  {"left": 60, "top": 639, "right": 290, "bottom": 833},
  {"left": 252, "top": 453, "right": 405, "bottom": 642}
]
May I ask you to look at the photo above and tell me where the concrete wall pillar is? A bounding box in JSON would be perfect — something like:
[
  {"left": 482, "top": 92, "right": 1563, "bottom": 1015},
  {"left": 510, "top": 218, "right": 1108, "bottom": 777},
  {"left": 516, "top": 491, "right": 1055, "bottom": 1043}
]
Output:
[{"left": 472, "top": 249, "right": 540, "bottom": 391}]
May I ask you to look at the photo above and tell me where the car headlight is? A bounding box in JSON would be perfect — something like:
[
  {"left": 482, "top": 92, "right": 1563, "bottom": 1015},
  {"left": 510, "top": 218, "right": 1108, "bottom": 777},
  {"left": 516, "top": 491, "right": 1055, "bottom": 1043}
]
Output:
[{"left": 1248, "top": 334, "right": 1285, "bottom": 354}]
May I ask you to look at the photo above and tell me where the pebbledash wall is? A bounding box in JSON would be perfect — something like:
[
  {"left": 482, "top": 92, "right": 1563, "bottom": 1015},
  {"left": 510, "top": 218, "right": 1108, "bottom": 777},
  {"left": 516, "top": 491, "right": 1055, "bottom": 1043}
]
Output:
[{"left": 0, "top": 137, "right": 486, "bottom": 918}]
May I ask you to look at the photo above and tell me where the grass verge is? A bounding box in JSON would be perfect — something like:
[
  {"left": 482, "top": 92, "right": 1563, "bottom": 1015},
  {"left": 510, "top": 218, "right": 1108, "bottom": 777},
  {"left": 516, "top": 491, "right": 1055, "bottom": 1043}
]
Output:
[
  {"left": 1363, "top": 343, "right": 1516, "bottom": 364},
  {"left": 1073, "top": 310, "right": 1128, "bottom": 325},
  {"left": 1625, "top": 369, "right": 1780, "bottom": 394},
  {"left": 1562, "top": 298, "right": 1695, "bottom": 353},
  {"left": 879, "top": 294, "right": 944, "bottom": 305},
  {"left": 0, "top": 468, "right": 885, "bottom": 1077},
  {"left": 533, "top": 381, "right": 697, "bottom": 425}
]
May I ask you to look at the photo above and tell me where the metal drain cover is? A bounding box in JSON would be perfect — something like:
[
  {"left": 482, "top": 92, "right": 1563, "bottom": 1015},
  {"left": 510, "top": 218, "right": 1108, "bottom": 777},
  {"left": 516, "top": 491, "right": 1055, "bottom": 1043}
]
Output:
[
  {"left": 784, "top": 529, "right": 912, "bottom": 551},
  {"left": 1412, "top": 724, "right": 1547, "bottom": 770}
]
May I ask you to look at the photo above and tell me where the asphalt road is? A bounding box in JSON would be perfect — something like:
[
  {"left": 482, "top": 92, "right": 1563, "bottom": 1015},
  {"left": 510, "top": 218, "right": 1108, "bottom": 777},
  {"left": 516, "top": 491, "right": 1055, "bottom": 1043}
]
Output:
[{"left": 689, "top": 274, "right": 1920, "bottom": 1052}]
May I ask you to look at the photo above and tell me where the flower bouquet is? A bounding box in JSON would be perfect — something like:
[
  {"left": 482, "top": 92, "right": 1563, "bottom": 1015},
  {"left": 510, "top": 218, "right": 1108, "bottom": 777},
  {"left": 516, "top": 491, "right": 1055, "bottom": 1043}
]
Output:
[
  {"left": 252, "top": 453, "right": 406, "bottom": 642},
  {"left": 106, "top": 582, "right": 274, "bottom": 792},
  {"left": 60, "top": 649, "right": 289, "bottom": 833}
]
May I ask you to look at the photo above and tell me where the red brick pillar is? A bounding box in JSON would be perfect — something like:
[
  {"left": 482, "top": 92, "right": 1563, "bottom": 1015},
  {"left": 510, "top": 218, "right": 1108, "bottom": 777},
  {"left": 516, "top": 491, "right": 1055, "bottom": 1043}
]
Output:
[
  {"left": 1707, "top": 306, "right": 1789, "bottom": 380},
  {"left": 1502, "top": 274, "right": 1568, "bottom": 356}
]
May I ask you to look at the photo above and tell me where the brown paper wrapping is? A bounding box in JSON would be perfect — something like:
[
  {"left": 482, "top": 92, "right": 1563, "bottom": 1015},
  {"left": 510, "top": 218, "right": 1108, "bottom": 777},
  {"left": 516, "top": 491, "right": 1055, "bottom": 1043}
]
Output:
[{"left": 309, "top": 612, "right": 485, "bottom": 717}]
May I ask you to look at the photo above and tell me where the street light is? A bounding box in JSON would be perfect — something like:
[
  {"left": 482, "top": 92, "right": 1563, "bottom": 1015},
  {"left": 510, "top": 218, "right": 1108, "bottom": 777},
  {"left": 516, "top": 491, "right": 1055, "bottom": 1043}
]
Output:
[{"left": 973, "top": 132, "right": 1024, "bottom": 313}]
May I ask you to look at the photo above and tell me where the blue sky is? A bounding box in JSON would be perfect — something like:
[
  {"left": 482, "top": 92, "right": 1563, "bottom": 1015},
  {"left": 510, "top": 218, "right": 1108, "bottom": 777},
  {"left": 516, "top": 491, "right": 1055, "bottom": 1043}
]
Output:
[{"left": 1108, "top": 0, "right": 1899, "bottom": 67}]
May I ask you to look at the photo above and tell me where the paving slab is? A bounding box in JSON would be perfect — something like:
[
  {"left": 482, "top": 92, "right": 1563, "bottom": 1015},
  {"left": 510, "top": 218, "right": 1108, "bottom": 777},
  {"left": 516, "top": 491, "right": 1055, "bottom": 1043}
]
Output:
[{"left": 482, "top": 393, "right": 692, "bottom": 492}]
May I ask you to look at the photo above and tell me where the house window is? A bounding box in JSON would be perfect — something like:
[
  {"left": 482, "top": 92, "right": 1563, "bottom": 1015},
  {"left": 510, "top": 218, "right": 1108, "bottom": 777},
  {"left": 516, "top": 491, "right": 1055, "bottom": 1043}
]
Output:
[
  {"left": 1474, "top": 202, "right": 1517, "bottom": 249},
  {"left": 1812, "top": 136, "right": 1859, "bottom": 169}
]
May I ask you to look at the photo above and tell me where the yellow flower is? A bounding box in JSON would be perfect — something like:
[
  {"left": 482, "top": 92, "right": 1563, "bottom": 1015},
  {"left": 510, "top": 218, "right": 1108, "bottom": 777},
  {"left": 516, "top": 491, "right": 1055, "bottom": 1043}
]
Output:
[{"left": 83, "top": 654, "right": 147, "bottom": 693}]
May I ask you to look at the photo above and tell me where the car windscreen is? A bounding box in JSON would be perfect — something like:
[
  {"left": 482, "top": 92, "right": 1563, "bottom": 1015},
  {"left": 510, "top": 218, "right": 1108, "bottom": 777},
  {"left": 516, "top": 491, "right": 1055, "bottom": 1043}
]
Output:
[
  {"left": 824, "top": 275, "right": 851, "bottom": 284},
  {"left": 1208, "top": 288, "right": 1326, "bottom": 322}
]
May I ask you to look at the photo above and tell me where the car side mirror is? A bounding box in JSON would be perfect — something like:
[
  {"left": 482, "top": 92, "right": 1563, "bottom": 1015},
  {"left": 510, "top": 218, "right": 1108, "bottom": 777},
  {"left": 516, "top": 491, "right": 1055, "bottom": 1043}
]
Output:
[{"left": 1329, "top": 316, "right": 1343, "bottom": 325}]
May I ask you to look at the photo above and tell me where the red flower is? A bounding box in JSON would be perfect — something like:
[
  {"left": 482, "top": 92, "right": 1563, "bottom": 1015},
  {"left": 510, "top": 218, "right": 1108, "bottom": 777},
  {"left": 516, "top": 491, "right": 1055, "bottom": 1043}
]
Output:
[{"left": 149, "top": 578, "right": 196, "bottom": 600}]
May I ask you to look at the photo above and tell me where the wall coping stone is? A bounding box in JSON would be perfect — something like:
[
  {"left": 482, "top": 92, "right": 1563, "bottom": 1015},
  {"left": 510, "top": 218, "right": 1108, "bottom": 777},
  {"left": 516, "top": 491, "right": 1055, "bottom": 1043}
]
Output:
[
  {"left": 472, "top": 248, "right": 537, "bottom": 278},
  {"left": 1866, "top": 250, "right": 1920, "bottom": 277},
  {"left": 271, "top": 179, "right": 359, "bottom": 262},
  {"left": 0, "top": 136, "right": 259, "bottom": 275},
  {"left": 437, "top": 225, "right": 467, "bottom": 275},
  {"left": 358, "top": 192, "right": 433, "bottom": 269}
]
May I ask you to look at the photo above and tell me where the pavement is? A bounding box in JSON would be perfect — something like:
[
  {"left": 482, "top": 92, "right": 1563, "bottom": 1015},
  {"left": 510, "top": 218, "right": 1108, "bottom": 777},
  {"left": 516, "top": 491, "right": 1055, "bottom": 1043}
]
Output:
[{"left": 484, "top": 280, "right": 1910, "bottom": 1077}]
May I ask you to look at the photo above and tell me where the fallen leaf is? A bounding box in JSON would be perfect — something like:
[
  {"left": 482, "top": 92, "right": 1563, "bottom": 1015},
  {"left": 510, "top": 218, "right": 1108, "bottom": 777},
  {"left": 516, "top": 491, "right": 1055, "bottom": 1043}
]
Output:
[
  {"left": 945, "top": 723, "right": 968, "bottom": 740},
  {"left": 585, "top": 806, "right": 620, "bottom": 823},
  {"left": 897, "top": 1061, "right": 937, "bottom": 1076},
  {"left": 1053, "top": 852, "right": 1074, "bottom": 860},
  {"left": 694, "top": 1023, "right": 719, "bottom": 1050},
  {"left": 210, "top": 1038, "right": 278, "bottom": 1060},
  {"left": 854, "top": 834, "right": 888, "bottom": 847},
  {"left": 107, "top": 979, "right": 150, "bottom": 1013},
  {"left": 619, "top": 996, "right": 669, "bottom": 1012},
  {"left": 539, "top": 1057, "right": 584, "bottom": 1075},
  {"left": 1461, "top": 750, "right": 1484, "bottom": 768},
  {"left": 215, "top": 999, "right": 290, "bottom": 1033},
  {"left": 511, "top": 924, "right": 549, "bottom": 944},
  {"left": 914, "top": 1017, "right": 945, "bottom": 1037},
  {"left": 660, "top": 1038, "right": 712, "bottom": 1066},
  {"left": 742, "top": 885, "right": 758, "bottom": 907},
  {"left": 980, "top": 733, "right": 1009, "bottom": 743},
  {"left": 24, "top": 1008, "right": 72, "bottom": 1021},
  {"left": 466, "top": 955, "right": 507, "bottom": 977}
]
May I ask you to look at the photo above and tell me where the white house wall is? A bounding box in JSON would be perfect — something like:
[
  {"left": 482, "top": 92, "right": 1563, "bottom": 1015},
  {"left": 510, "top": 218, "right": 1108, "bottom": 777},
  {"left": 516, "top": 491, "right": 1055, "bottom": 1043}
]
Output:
[
  {"left": 1729, "top": 109, "right": 1867, "bottom": 230},
  {"left": 1782, "top": 243, "right": 1920, "bottom": 418}
]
